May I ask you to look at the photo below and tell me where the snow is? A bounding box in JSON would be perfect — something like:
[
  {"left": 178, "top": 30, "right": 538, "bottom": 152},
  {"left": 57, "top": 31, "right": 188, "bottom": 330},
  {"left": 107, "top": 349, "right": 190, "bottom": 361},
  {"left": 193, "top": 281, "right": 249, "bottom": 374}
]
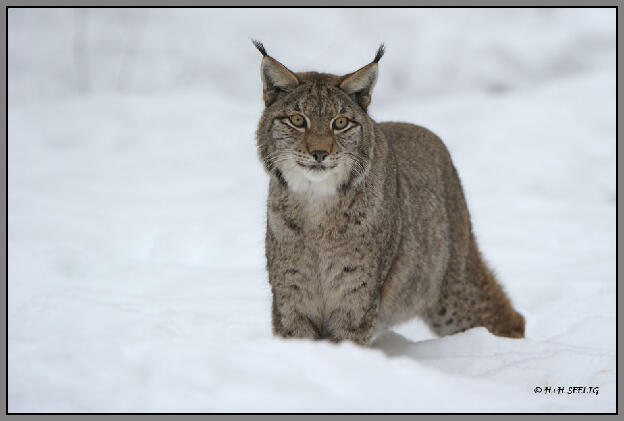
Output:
[{"left": 8, "top": 8, "right": 615, "bottom": 412}]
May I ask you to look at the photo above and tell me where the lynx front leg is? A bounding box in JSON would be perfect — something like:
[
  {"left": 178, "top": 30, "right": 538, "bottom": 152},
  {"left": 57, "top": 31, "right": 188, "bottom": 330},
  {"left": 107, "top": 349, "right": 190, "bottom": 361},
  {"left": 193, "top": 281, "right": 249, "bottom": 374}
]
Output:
[
  {"left": 272, "top": 300, "right": 319, "bottom": 339},
  {"left": 270, "top": 282, "right": 320, "bottom": 340},
  {"left": 325, "top": 305, "right": 379, "bottom": 345},
  {"left": 324, "top": 281, "right": 381, "bottom": 346}
]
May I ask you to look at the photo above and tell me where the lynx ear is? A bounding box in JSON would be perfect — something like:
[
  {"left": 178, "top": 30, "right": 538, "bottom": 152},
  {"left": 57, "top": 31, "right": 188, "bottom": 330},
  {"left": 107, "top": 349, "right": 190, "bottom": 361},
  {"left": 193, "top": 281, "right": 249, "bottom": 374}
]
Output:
[
  {"left": 340, "top": 44, "right": 385, "bottom": 110},
  {"left": 252, "top": 40, "right": 299, "bottom": 106}
]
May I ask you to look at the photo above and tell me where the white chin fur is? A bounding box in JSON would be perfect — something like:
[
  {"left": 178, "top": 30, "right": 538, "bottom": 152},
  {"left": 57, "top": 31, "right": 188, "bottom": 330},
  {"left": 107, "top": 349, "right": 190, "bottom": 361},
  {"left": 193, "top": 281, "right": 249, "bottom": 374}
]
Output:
[
  {"left": 281, "top": 163, "right": 347, "bottom": 196},
  {"left": 301, "top": 168, "right": 331, "bottom": 182}
]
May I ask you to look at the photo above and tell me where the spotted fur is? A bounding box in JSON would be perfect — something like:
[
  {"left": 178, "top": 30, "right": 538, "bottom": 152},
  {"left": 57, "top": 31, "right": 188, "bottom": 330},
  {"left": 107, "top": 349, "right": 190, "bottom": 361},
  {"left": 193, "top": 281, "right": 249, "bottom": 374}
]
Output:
[{"left": 254, "top": 43, "right": 525, "bottom": 345}]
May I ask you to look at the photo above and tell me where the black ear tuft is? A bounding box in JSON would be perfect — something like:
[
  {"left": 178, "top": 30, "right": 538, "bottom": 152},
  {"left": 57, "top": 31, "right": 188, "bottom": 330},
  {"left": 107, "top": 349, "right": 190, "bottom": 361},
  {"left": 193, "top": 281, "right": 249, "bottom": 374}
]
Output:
[
  {"left": 255, "top": 43, "right": 299, "bottom": 107},
  {"left": 252, "top": 39, "right": 268, "bottom": 57},
  {"left": 373, "top": 43, "right": 385, "bottom": 63}
]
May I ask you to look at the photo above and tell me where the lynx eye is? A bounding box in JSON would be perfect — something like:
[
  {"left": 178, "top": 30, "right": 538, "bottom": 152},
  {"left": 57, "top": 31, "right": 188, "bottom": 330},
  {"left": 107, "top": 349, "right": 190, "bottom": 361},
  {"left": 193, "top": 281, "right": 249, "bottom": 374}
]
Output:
[
  {"left": 333, "top": 117, "right": 349, "bottom": 131},
  {"left": 289, "top": 114, "right": 306, "bottom": 128}
]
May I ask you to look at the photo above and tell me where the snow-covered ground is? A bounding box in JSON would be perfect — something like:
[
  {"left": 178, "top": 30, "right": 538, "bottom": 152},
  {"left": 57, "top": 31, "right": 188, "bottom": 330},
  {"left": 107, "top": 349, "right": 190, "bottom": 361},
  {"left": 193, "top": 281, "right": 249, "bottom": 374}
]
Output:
[{"left": 8, "top": 8, "right": 616, "bottom": 412}]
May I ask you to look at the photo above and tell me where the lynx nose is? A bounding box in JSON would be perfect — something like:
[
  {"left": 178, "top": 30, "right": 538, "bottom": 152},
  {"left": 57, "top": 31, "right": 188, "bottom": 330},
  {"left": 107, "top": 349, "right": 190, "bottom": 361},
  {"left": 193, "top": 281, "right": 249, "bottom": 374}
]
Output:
[{"left": 311, "top": 150, "right": 329, "bottom": 162}]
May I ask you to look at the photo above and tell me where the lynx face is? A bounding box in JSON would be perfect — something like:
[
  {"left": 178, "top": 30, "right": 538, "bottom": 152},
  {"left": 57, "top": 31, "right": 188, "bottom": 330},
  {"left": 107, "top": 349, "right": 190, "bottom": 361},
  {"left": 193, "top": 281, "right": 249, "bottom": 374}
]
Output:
[
  {"left": 262, "top": 84, "right": 375, "bottom": 195},
  {"left": 254, "top": 41, "right": 384, "bottom": 196}
]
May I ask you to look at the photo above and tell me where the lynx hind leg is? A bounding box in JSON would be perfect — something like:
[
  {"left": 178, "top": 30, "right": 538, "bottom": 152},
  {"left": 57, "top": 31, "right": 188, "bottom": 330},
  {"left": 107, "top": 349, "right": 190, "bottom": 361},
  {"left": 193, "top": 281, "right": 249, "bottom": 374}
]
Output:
[
  {"left": 424, "top": 244, "right": 525, "bottom": 339},
  {"left": 472, "top": 266, "right": 525, "bottom": 339}
]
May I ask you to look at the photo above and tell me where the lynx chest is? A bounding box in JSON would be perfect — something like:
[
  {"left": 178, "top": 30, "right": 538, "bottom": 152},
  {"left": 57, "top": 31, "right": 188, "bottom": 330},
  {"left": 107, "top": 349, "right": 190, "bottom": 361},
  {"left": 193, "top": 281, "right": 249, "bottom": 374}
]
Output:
[{"left": 267, "top": 193, "right": 376, "bottom": 311}]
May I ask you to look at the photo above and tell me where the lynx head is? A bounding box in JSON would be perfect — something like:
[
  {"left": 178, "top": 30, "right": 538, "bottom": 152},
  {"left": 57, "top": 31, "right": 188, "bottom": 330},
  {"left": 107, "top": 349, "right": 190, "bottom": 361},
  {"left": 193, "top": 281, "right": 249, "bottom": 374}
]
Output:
[{"left": 254, "top": 40, "right": 385, "bottom": 196}]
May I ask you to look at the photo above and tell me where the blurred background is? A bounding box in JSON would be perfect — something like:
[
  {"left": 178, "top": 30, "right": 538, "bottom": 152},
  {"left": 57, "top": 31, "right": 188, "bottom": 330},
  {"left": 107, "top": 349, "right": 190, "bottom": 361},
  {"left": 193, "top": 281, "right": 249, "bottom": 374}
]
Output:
[
  {"left": 8, "top": 8, "right": 615, "bottom": 104},
  {"left": 8, "top": 8, "right": 616, "bottom": 412}
]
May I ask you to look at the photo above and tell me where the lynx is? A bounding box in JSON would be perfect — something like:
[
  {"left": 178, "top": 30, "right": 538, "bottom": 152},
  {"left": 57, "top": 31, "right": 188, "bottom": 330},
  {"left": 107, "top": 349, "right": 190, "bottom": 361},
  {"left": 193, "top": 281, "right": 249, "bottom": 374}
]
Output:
[{"left": 253, "top": 41, "right": 525, "bottom": 345}]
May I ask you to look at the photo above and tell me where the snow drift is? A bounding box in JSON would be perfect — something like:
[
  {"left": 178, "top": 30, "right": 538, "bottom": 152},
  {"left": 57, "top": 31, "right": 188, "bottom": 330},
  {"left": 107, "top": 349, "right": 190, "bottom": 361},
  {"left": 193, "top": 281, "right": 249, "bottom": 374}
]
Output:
[{"left": 8, "top": 8, "right": 615, "bottom": 412}]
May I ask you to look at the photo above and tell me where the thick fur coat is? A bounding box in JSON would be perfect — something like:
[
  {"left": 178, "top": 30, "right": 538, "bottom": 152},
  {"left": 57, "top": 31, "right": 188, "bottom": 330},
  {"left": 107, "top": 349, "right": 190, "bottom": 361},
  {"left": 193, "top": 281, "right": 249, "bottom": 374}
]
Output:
[{"left": 254, "top": 42, "right": 525, "bottom": 345}]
